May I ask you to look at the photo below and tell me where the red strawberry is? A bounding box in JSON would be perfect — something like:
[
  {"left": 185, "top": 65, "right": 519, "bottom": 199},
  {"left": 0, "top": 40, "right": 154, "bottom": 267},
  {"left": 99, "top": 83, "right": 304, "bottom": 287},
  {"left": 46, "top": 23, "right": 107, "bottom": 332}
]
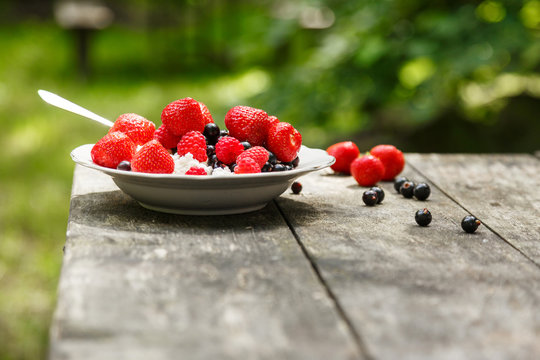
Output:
[
  {"left": 185, "top": 167, "right": 207, "bottom": 176},
  {"left": 199, "top": 102, "right": 214, "bottom": 125},
  {"left": 350, "top": 155, "right": 385, "bottom": 187},
  {"left": 326, "top": 141, "right": 360, "bottom": 174},
  {"left": 177, "top": 131, "right": 208, "bottom": 162},
  {"left": 266, "top": 122, "right": 302, "bottom": 163},
  {"left": 234, "top": 157, "right": 261, "bottom": 174},
  {"left": 153, "top": 124, "right": 181, "bottom": 150},
  {"left": 91, "top": 131, "right": 136, "bottom": 169},
  {"left": 370, "top": 144, "right": 405, "bottom": 181},
  {"left": 215, "top": 136, "right": 244, "bottom": 165},
  {"left": 224, "top": 106, "right": 269, "bottom": 146},
  {"left": 161, "top": 98, "right": 205, "bottom": 137},
  {"left": 236, "top": 146, "right": 269, "bottom": 168},
  {"left": 131, "top": 140, "right": 175, "bottom": 174},
  {"left": 109, "top": 113, "right": 155, "bottom": 145}
]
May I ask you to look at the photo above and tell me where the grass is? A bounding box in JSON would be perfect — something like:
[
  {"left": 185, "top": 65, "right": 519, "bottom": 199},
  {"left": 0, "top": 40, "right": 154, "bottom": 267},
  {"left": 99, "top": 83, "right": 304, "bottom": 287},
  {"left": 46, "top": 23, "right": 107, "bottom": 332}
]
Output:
[{"left": 0, "top": 21, "right": 269, "bottom": 360}]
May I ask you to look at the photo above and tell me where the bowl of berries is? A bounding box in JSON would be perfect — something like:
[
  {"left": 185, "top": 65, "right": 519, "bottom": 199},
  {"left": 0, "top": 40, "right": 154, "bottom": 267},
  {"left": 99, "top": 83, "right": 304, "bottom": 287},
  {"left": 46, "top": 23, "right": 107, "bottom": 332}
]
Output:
[{"left": 70, "top": 98, "right": 334, "bottom": 215}]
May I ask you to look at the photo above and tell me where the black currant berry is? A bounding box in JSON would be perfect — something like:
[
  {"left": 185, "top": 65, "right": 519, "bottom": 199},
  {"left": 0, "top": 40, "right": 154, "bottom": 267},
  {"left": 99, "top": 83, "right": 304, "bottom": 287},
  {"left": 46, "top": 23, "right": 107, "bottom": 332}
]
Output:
[
  {"left": 219, "top": 129, "right": 229, "bottom": 138},
  {"left": 370, "top": 186, "right": 385, "bottom": 204},
  {"left": 117, "top": 161, "right": 131, "bottom": 171},
  {"left": 415, "top": 208, "right": 432, "bottom": 226},
  {"left": 394, "top": 176, "right": 409, "bottom": 193},
  {"left": 241, "top": 141, "right": 251, "bottom": 150},
  {"left": 206, "top": 145, "right": 215, "bottom": 157},
  {"left": 291, "top": 157, "right": 300, "bottom": 168},
  {"left": 362, "top": 189, "right": 378, "bottom": 206},
  {"left": 273, "top": 163, "right": 287, "bottom": 171},
  {"left": 262, "top": 162, "right": 273, "bottom": 172},
  {"left": 413, "top": 183, "right": 431, "bottom": 201},
  {"left": 229, "top": 163, "right": 237, "bottom": 172},
  {"left": 203, "top": 123, "right": 220, "bottom": 145},
  {"left": 291, "top": 182, "right": 302, "bottom": 194},
  {"left": 268, "top": 151, "right": 277, "bottom": 165},
  {"left": 461, "top": 215, "right": 481, "bottom": 233},
  {"left": 400, "top": 181, "right": 415, "bottom": 198}
]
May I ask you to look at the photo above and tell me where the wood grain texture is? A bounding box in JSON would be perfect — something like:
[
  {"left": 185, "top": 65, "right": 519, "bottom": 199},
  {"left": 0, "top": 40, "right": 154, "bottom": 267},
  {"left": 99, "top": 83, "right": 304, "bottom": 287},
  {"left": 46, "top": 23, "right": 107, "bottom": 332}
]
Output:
[
  {"left": 406, "top": 154, "right": 540, "bottom": 265},
  {"left": 276, "top": 161, "right": 540, "bottom": 360},
  {"left": 49, "top": 165, "right": 361, "bottom": 360}
]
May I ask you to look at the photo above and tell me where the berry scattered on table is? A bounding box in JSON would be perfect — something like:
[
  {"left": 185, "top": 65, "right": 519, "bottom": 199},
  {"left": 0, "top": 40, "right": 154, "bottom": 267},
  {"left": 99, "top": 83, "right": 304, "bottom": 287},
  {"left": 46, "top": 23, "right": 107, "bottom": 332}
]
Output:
[
  {"left": 326, "top": 141, "right": 360, "bottom": 174},
  {"left": 415, "top": 208, "right": 432, "bottom": 226},
  {"left": 461, "top": 215, "right": 481, "bottom": 233},
  {"left": 291, "top": 181, "right": 302, "bottom": 194},
  {"left": 266, "top": 122, "right": 302, "bottom": 163},
  {"left": 177, "top": 131, "right": 208, "bottom": 162},
  {"left": 185, "top": 166, "right": 208, "bottom": 175},
  {"left": 370, "top": 186, "right": 385, "bottom": 204},
  {"left": 350, "top": 154, "right": 385, "bottom": 187},
  {"left": 414, "top": 183, "right": 431, "bottom": 201},
  {"left": 394, "top": 176, "right": 409, "bottom": 193},
  {"left": 370, "top": 144, "right": 405, "bottom": 181},
  {"left": 91, "top": 131, "right": 136, "bottom": 169},
  {"left": 117, "top": 160, "right": 131, "bottom": 171},
  {"left": 109, "top": 113, "right": 156, "bottom": 145},
  {"left": 400, "top": 181, "right": 415, "bottom": 198},
  {"left": 161, "top": 97, "right": 205, "bottom": 136},
  {"left": 131, "top": 140, "right": 175, "bottom": 174},
  {"left": 362, "top": 189, "right": 379, "bottom": 206}
]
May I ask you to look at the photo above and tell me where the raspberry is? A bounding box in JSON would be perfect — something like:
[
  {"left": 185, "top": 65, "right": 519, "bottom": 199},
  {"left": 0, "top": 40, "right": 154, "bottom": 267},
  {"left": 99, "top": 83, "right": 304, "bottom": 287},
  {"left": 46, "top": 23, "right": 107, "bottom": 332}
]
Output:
[
  {"left": 185, "top": 167, "right": 208, "bottom": 176},
  {"left": 350, "top": 154, "right": 385, "bottom": 187},
  {"left": 370, "top": 144, "right": 405, "bottom": 181},
  {"left": 326, "top": 141, "right": 360, "bottom": 174},
  {"left": 177, "top": 131, "right": 208, "bottom": 162},
  {"left": 215, "top": 136, "right": 244, "bottom": 165},
  {"left": 108, "top": 113, "right": 155, "bottom": 145},
  {"left": 161, "top": 97, "right": 205, "bottom": 137},
  {"left": 236, "top": 146, "right": 269, "bottom": 169},
  {"left": 266, "top": 122, "right": 302, "bottom": 163},
  {"left": 199, "top": 102, "right": 214, "bottom": 125},
  {"left": 131, "top": 140, "right": 175, "bottom": 174},
  {"left": 153, "top": 124, "right": 181, "bottom": 150},
  {"left": 91, "top": 131, "right": 136, "bottom": 169},
  {"left": 234, "top": 157, "right": 261, "bottom": 174},
  {"left": 224, "top": 106, "right": 269, "bottom": 146}
]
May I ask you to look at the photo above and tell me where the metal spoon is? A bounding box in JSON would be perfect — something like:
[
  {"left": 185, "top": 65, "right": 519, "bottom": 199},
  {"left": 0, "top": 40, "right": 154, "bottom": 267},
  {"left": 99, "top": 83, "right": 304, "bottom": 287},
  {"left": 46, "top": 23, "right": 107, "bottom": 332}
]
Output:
[{"left": 38, "top": 89, "right": 114, "bottom": 127}]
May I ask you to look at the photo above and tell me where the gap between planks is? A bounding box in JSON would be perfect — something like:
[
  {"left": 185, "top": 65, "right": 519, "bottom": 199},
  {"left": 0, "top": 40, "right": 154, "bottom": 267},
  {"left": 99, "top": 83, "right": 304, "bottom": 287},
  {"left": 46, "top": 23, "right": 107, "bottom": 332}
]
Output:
[
  {"left": 406, "top": 160, "right": 540, "bottom": 270},
  {"left": 273, "top": 200, "right": 374, "bottom": 360}
]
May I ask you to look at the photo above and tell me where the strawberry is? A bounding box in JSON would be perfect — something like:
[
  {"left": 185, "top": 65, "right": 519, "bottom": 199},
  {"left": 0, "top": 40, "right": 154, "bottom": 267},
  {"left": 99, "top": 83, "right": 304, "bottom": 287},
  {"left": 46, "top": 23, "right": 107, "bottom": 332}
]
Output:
[
  {"left": 370, "top": 144, "right": 405, "bottom": 181},
  {"left": 161, "top": 98, "right": 205, "bottom": 137},
  {"left": 215, "top": 136, "right": 244, "bottom": 165},
  {"left": 153, "top": 124, "right": 181, "bottom": 150},
  {"left": 265, "top": 115, "right": 280, "bottom": 144},
  {"left": 185, "top": 167, "right": 208, "bottom": 176},
  {"left": 326, "top": 141, "right": 360, "bottom": 174},
  {"left": 266, "top": 122, "right": 302, "bottom": 163},
  {"left": 236, "top": 146, "right": 269, "bottom": 168},
  {"left": 131, "top": 140, "right": 175, "bottom": 174},
  {"left": 177, "top": 131, "right": 207, "bottom": 162},
  {"left": 108, "top": 113, "right": 155, "bottom": 145},
  {"left": 350, "top": 154, "right": 385, "bottom": 187},
  {"left": 234, "top": 157, "right": 261, "bottom": 174},
  {"left": 199, "top": 102, "right": 214, "bottom": 125},
  {"left": 91, "top": 131, "right": 136, "bottom": 169},
  {"left": 224, "top": 106, "right": 269, "bottom": 146}
]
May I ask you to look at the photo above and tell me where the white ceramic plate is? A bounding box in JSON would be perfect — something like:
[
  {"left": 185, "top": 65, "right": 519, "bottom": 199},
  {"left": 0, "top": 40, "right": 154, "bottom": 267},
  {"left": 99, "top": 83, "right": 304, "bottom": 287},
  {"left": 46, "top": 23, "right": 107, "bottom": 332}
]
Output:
[{"left": 71, "top": 144, "right": 335, "bottom": 215}]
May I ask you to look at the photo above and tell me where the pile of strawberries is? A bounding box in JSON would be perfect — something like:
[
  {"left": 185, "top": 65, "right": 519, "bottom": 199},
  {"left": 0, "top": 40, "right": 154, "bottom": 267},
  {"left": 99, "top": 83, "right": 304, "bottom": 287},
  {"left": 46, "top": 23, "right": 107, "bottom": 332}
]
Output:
[
  {"left": 326, "top": 141, "right": 405, "bottom": 186},
  {"left": 91, "top": 98, "right": 302, "bottom": 175}
]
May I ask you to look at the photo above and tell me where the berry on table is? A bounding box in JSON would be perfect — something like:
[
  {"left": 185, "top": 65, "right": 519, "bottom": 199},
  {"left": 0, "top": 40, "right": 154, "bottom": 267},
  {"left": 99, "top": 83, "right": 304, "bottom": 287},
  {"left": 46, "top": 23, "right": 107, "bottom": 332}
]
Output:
[
  {"left": 291, "top": 182, "right": 302, "bottom": 194},
  {"left": 117, "top": 161, "right": 131, "bottom": 171},
  {"left": 362, "top": 189, "right": 379, "bottom": 206},
  {"left": 461, "top": 215, "right": 481, "bottom": 233},
  {"left": 400, "top": 181, "right": 415, "bottom": 198},
  {"left": 350, "top": 154, "right": 385, "bottom": 187},
  {"left": 370, "top": 186, "right": 385, "bottom": 204},
  {"left": 370, "top": 144, "right": 405, "bottom": 181},
  {"left": 326, "top": 141, "right": 360, "bottom": 174},
  {"left": 394, "top": 176, "right": 409, "bottom": 193},
  {"left": 415, "top": 208, "right": 432, "bottom": 226},
  {"left": 414, "top": 183, "right": 431, "bottom": 201}
]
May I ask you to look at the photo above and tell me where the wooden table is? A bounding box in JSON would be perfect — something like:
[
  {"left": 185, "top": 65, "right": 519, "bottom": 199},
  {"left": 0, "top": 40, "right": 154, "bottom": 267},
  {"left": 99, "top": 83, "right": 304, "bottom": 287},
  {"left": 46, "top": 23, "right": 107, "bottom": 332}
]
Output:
[{"left": 50, "top": 154, "right": 540, "bottom": 360}]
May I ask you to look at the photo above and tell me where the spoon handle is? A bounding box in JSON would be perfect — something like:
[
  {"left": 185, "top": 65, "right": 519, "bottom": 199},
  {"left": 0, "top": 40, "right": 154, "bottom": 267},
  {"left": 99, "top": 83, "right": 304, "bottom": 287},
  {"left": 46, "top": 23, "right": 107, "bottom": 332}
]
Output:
[{"left": 38, "top": 90, "right": 114, "bottom": 128}]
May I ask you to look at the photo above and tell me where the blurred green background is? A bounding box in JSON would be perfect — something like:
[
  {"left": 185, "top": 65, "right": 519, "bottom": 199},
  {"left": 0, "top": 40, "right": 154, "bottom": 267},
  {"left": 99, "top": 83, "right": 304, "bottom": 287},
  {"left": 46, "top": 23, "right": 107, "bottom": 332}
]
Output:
[{"left": 0, "top": 0, "right": 539, "bottom": 359}]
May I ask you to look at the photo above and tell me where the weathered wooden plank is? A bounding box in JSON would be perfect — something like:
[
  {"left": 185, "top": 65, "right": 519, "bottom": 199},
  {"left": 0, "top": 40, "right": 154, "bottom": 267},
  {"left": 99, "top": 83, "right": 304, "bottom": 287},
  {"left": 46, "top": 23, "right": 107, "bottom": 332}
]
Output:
[
  {"left": 407, "top": 154, "right": 540, "bottom": 265},
  {"left": 49, "top": 165, "right": 361, "bottom": 360},
  {"left": 276, "top": 163, "right": 540, "bottom": 360}
]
